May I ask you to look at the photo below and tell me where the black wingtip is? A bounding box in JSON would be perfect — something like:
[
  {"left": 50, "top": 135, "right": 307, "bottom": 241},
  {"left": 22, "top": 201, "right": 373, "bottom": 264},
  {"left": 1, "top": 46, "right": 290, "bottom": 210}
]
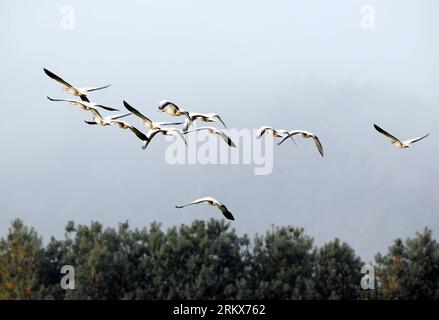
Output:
[
  {"left": 43, "top": 68, "right": 53, "bottom": 77},
  {"left": 123, "top": 100, "right": 133, "bottom": 111},
  {"left": 103, "top": 107, "right": 119, "bottom": 112}
]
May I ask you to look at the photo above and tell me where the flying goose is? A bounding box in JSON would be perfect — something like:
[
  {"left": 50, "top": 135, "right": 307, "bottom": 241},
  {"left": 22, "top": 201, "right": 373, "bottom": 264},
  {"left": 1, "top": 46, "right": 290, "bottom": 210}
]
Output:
[
  {"left": 47, "top": 97, "right": 118, "bottom": 112},
  {"left": 123, "top": 100, "right": 183, "bottom": 130},
  {"left": 142, "top": 127, "right": 187, "bottom": 150},
  {"left": 278, "top": 130, "right": 324, "bottom": 157},
  {"left": 84, "top": 108, "right": 131, "bottom": 126},
  {"left": 184, "top": 126, "right": 236, "bottom": 147},
  {"left": 175, "top": 197, "right": 235, "bottom": 221},
  {"left": 43, "top": 68, "right": 111, "bottom": 102},
  {"left": 374, "top": 124, "right": 429, "bottom": 149},
  {"left": 109, "top": 120, "right": 149, "bottom": 144},
  {"left": 182, "top": 112, "right": 227, "bottom": 132},
  {"left": 256, "top": 126, "right": 297, "bottom": 145},
  {"left": 157, "top": 100, "right": 190, "bottom": 119}
]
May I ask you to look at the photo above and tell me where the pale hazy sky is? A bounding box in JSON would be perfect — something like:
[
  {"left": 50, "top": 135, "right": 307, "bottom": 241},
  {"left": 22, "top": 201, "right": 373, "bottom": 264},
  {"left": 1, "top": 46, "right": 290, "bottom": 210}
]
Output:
[{"left": 1, "top": 0, "right": 438, "bottom": 261}]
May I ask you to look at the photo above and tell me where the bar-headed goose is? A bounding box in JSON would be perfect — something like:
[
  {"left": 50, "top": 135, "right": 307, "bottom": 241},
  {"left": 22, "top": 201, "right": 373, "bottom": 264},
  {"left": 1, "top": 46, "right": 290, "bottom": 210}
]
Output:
[
  {"left": 256, "top": 126, "right": 297, "bottom": 145},
  {"left": 43, "top": 68, "right": 111, "bottom": 102},
  {"left": 84, "top": 108, "right": 131, "bottom": 126},
  {"left": 184, "top": 126, "right": 236, "bottom": 147},
  {"left": 182, "top": 112, "right": 227, "bottom": 132},
  {"left": 47, "top": 97, "right": 118, "bottom": 111},
  {"left": 123, "top": 100, "right": 183, "bottom": 130},
  {"left": 157, "top": 100, "right": 190, "bottom": 119},
  {"left": 175, "top": 197, "right": 235, "bottom": 221},
  {"left": 374, "top": 124, "right": 429, "bottom": 149},
  {"left": 278, "top": 130, "right": 324, "bottom": 157}
]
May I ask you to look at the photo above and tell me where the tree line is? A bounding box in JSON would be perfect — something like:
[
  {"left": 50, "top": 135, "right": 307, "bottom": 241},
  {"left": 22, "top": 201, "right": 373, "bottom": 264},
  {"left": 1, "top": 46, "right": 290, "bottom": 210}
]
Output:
[{"left": 0, "top": 219, "right": 438, "bottom": 299}]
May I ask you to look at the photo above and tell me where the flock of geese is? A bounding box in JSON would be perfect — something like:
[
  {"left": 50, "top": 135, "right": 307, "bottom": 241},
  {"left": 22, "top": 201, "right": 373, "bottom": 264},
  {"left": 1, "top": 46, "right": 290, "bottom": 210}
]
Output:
[{"left": 44, "top": 68, "right": 431, "bottom": 221}]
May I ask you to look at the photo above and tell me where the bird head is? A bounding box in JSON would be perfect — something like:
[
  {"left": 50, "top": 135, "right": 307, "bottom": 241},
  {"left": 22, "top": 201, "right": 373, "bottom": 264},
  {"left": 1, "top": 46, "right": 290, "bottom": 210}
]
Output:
[
  {"left": 157, "top": 100, "right": 170, "bottom": 111},
  {"left": 158, "top": 100, "right": 178, "bottom": 112}
]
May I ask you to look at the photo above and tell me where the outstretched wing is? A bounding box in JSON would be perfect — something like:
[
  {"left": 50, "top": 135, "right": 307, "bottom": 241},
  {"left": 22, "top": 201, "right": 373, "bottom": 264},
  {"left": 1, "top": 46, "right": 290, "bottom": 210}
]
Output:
[
  {"left": 182, "top": 118, "right": 192, "bottom": 132},
  {"left": 108, "top": 112, "right": 132, "bottom": 121},
  {"left": 183, "top": 127, "right": 211, "bottom": 134},
  {"left": 47, "top": 96, "right": 80, "bottom": 104},
  {"left": 141, "top": 129, "right": 162, "bottom": 149},
  {"left": 128, "top": 126, "right": 148, "bottom": 141},
  {"left": 156, "top": 121, "right": 185, "bottom": 127},
  {"left": 277, "top": 130, "right": 297, "bottom": 145},
  {"left": 277, "top": 130, "right": 302, "bottom": 145},
  {"left": 218, "top": 131, "right": 236, "bottom": 147},
  {"left": 43, "top": 68, "right": 73, "bottom": 88},
  {"left": 95, "top": 104, "right": 119, "bottom": 111},
  {"left": 123, "top": 101, "right": 151, "bottom": 124},
  {"left": 81, "top": 84, "right": 111, "bottom": 92},
  {"left": 404, "top": 133, "right": 430, "bottom": 145},
  {"left": 175, "top": 197, "right": 213, "bottom": 208},
  {"left": 212, "top": 114, "right": 227, "bottom": 128},
  {"left": 373, "top": 124, "right": 400, "bottom": 143},
  {"left": 218, "top": 205, "right": 235, "bottom": 221},
  {"left": 89, "top": 108, "right": 103, "bottom": 120},
  {"left": 313, "top": 136, "right": 324, "bottom": 157}
]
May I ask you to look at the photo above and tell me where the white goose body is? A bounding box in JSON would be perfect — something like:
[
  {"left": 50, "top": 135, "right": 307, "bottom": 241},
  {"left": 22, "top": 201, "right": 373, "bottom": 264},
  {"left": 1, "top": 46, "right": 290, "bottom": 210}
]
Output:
[
  {"left": 157, "top": 100, "right": 191, "bottom": 119},
  {"left": 257, "top": 126, "right": 288, "bottom": 138}
]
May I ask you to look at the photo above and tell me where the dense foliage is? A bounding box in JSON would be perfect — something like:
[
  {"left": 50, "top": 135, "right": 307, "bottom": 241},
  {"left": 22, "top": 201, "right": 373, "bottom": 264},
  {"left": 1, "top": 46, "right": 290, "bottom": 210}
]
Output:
[{"left": 0, "top": 219, "right": 438, "bottom": 299}]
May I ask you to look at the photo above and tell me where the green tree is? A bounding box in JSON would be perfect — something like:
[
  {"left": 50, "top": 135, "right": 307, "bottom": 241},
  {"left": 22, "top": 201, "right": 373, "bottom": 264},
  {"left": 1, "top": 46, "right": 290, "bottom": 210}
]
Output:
[
  {"left": 0, "top": 219, "right": 43, "bottom": 299},
  {"left": 143, "top": 219, "right": 249, "bottom": 299},
  {"left": 314, "top": 239, "right": 364, "bottom": 299},
  {"left": 251, "top": 227, "right": 317, "bottom": 299},
  {"left": 375, "top": 228, "right": 439, "bottom": 299},
  {"left": 63, "top": 221, "right": 144, "bottom": 299}
]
